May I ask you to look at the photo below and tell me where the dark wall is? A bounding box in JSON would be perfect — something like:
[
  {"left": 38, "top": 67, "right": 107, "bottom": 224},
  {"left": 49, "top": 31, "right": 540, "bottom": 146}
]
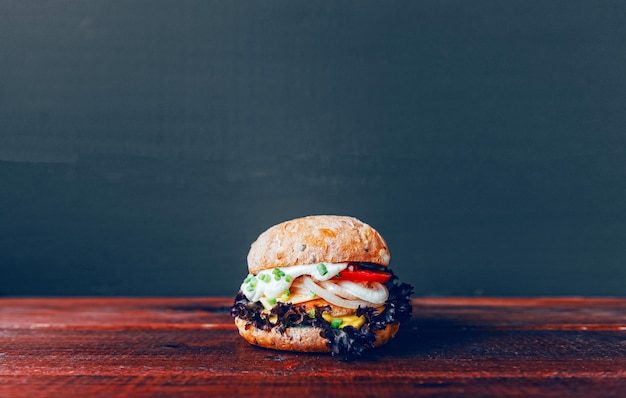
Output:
[{"left": 1, "top": 1, "right": 625, "bottom": 297}]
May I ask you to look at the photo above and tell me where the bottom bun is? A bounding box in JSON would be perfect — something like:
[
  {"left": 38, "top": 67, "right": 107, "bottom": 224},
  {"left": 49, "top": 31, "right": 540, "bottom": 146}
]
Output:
[{"left": 234, "top": 317, "right": 400, "bottom": 353}]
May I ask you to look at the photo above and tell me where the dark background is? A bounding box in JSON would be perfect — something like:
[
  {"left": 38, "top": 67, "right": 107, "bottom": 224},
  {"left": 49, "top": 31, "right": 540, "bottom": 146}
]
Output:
[{"left": 1, "top": 1, "right": 625, "bottom": 297}]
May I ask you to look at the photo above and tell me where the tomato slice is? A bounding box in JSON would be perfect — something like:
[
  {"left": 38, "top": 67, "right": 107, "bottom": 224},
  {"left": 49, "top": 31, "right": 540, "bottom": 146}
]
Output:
[{"left": 336, "top": 269, "right": 392, "bottom": 283}]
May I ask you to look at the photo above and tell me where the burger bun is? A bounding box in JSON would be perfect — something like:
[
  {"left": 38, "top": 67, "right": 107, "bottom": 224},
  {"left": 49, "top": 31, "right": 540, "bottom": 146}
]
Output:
[{"left": 247, "top": 215, "right": 390, "bottom": 274}]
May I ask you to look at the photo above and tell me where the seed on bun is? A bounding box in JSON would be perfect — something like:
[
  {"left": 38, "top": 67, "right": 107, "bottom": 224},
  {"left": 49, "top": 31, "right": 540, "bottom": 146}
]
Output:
[{"left": 231, "top": 215, "right": 413, "bottom": 357}]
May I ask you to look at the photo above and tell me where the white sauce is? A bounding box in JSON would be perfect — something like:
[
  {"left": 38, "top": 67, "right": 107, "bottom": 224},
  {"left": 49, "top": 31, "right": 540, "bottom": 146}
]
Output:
[{"left": 240, "top": 262, "right": 348, "bottom": 302}]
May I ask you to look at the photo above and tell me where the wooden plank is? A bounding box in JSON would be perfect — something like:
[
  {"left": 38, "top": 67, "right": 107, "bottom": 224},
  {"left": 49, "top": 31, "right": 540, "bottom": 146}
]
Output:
[
  {"left": 3, "top": 297, "right": 625, "bottom": 329},
  {"left": 0, "top": 297, "right": 234, "bottom": 330},
  {"left": 1, "top": 298, "right": 626, "bottom": 397}
]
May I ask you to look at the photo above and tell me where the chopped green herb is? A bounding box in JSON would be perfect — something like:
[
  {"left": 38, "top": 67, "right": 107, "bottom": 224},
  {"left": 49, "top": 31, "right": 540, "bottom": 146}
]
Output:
[
  {"left": 244, "top": 274, "right": 254, "bottom": 283},
  {"left": 268, "top": 297, "right": 277, "bottom": 305},
  {"left": 285, "top": 275, "right": 292, "bottom": 283},
  {"left": 308, "top": 308, "right": 316, "bottom": 319},
  {"left": 331, "top": 318, "right": 343, "bottom": 329},
  {"left": 274, "top": 274, "right": 281, "bottom": 281},
  {"left": 308, "top": 290, "right": 316, "bottom": 299},
  {"left": 317, "top": 263, "right": 328, "bottom": 276}
]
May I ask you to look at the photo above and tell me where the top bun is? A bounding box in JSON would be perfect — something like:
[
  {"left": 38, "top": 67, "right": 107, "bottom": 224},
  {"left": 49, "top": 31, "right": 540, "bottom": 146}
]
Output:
[{"left": 247, "top": 215, "right": 390, "bottom": 274}]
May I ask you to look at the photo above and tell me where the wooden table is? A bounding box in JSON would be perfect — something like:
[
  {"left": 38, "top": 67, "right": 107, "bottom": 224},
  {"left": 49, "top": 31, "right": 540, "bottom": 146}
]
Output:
[{"left": 1, "top": 297, "right": 625, "bottom": 397}]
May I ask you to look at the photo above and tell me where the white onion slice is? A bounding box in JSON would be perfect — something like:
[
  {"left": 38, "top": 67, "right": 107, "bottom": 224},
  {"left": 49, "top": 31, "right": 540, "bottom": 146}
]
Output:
[
  {"left": 337, "top": 280, "right": 389, "bottom": 304},
  {"left": 302, "top": 277, "right": 369, "bottom": 309},
  {"left": 290, "top": 277, "right": 308, "bottom": 291},
  {"left": 318, "top": 280, "right": 360, "bottom": 300}
]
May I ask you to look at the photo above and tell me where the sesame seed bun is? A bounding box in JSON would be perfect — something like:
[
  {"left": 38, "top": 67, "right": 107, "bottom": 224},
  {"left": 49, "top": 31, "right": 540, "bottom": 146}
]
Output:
[{"left": 247, "top": 215, "right": 391, "bottom": 274}]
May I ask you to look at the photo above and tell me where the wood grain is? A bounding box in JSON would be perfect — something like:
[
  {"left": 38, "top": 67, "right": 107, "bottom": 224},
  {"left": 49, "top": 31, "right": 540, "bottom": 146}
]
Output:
[{"left": 1, "top": 297, "right": 625, "bottom": 397}]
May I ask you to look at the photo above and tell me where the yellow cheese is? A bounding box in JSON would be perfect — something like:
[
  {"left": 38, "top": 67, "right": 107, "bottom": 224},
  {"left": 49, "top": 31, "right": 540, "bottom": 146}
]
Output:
[{"left": 322, "top": 313, "right": 366, "bottom": 329}]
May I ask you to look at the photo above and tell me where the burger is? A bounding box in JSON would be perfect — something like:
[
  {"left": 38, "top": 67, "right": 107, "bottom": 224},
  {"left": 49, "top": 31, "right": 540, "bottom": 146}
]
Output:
[{"left": 231, "top": 215, "right": 414, "bottom": 357}]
